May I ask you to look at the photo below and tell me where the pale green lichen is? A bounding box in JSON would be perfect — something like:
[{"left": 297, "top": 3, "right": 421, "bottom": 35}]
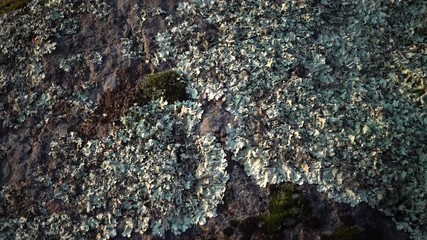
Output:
[
  {"left": 1, "top": 0, "right": 427, "bottom": 239},
  {"left": 0, "top": 0, "right": 108, "bottom": 130},
  {"left": 1, "top": 100, "right": 229, "bottom": 239},
  {"left": 156, "top": 0, "right": 427, "bottom": 238}
]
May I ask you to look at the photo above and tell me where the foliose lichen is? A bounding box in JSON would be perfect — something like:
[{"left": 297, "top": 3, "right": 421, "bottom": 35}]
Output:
[
  {"left": 1, "top": 99, "right": 228, "bottom": 239},
  {"left": 155, "top": 0, "right": 427, "bottom": 238},
  {"left": 1, "top": 0, "right": 427, "bottom": 239}
]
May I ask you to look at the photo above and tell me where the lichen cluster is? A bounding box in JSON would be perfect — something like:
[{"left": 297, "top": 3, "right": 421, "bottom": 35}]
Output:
[
  {"left": 1, "top": 0, "right": 427, "bottom": 239},
  {"left": 0, "top": 0, "right": 108, "bottom": 130},
  {"left": 155, "top": 0, "right": 427, "bottom": 238},
  {"left": 1, "top": 100, "right": 228, "bottom": 239}
]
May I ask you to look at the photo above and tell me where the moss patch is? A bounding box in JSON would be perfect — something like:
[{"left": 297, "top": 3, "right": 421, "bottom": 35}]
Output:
[
  {"left": 0, "top": 0, "right": 31, "bottom": 15},
  {"left": 261, "top": 183, "right": 312, "bottom": 236},
  {"left": 230, "top": 183, "right": 318, "bottom": 239},
  {"left": 134, "top": 70, "right": 187, "bottom": 105}
]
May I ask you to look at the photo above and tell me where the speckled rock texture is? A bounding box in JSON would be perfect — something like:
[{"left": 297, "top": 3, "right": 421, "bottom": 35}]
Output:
[{"left": 0, "top": 0, "right": 425, "bottom": 239}]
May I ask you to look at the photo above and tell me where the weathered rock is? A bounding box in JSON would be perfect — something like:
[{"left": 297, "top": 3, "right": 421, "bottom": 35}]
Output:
[{"left": 0, "top": 0, "right": 422, "bottom": 239}]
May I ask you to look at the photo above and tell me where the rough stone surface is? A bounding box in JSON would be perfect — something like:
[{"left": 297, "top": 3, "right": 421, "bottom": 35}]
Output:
[{"left": 0, "top": 0, "right": 423, "bottom": 239}]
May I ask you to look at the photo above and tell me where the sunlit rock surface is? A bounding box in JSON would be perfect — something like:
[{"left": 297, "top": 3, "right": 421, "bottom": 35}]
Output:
[{"left": 0, "top": 0, "right": 426, "bottom": 239}]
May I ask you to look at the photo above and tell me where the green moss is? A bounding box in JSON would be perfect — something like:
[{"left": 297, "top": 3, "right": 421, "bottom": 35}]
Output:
[
  {"left": 133, "top": 70, "right": 187, "bottom": 105},
  {"left": 0, "top": 0, "right": 31, "bottom": 15},
  {"left": 321, "top": 226, "right": 364, "bottom": 240},
  {"left": 230, "top": 183, "right": 320, "bottom": 239},
  {"left": 262, "top": 212, "right": 285, "bottom": 234},
  {"left": 261, "top": 183, "right": 310, "bottom": 234}
]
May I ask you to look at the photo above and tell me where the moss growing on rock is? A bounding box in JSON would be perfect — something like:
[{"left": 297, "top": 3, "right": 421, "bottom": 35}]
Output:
[
  {"left": 0, "top": 0, "right": 31, "bottom": 15},
  {"left": 261, "top": 183, "right": 311, "bottom": 234},
  {"left": 134, "top": 70, "right": 187, "bottom": 105},
  {"left": 230, "top": 183, "right": 318, "bottom": 239}
]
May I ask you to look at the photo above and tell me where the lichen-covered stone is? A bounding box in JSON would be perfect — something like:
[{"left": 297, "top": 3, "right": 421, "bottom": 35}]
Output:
[
  {"left": 1, "top": 0, "right": 426, "bottom": 239},
  {"left": 156, "top": 0, "right": 427, "bottom": 238}
]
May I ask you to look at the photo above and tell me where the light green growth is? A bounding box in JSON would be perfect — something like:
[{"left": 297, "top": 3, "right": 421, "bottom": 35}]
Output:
[
  {"left": 0, "top": 100, "right": 228, "bottom": 239},
  {"left": 0, "top": 0, "right": 31, "bottom": 15},
  {"left": 157, "top": 0, "right": 427, "bottom": 238},
  {"left": 0, "top": 0, "right": 106, "bottom": 130},
  {"left": 1, "top": 0, "right": 427, "bottom": 239}
]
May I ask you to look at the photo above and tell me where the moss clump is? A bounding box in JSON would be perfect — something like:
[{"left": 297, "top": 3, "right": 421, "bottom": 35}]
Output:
[
  {"left": 261, "top": 183, "right": 311, "bottom": 234},
  {"left": 228, "top": 184, "right": 380, "bottom": 240},
  {"left": 321, "top": 226, "right": 364, "bottom": 240},
  {"left": 229, "top": 183, "right": 317, "bottom": 239},
  {"left": 134, "top": 70, "right": 187, "bottom": 105},
  {"left": 0, "top": 0, "right": 31, "bottom": 15}
]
